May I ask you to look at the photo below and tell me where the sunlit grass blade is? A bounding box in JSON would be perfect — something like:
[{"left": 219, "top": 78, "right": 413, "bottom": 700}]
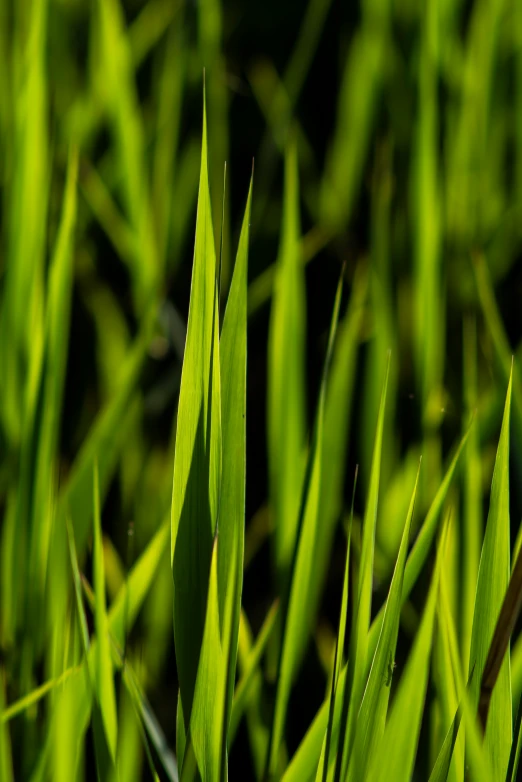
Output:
[
  {"left": 315, "top": 263, "right": 367, "bottom": 610},
  {"left": 366, "top": 519, "right": 449, "bottom": 782},
  {"left": 367, "top": 427, "right": 470, "bottom": 663},
  {"left": 267, "top": 273, "right": 343, "bottom": 776},
  {"left": 123, "top": 662, "right": 179, "bottom": 782},
  {"left": 109, "top": 520, "right": 169, "bottom": 646},
  {"left": 428, "top": 703, "right": 463, "bottom": 782},
  {"left": 190, "top": 538, "right": 225, "bottom": 781},
  {"left": 267, "top": 138, "right": 307, "bottom": 588},
  {"left": 229, "top": 600, "right": 279, "bottom": 745},
  {"left": 0, "top": 0, "right": 49, "bottom": 447},
  {"left": 97, "top": 0, "right": 158, "bottom": 304},
  {"left": 315, "top": 470, "right": 354, "bottom": 782},
  {"left": 506, "top": 698, "right": 522, "bottom": 782},
  {"left": 171, "top": 91, "right": 222, "bottom": 731},
  {"left": 462, "top": 317, "right": 482, "bottom": 674},
  {"left": 319, "top": 8, "right": 388, "bottom": 230},
  {"left": 236, "top": 609, "right": 270, "bottom": 778},
  {"left": 347, "top": 462, "right": 420, "bottom": 781},
  {"left": 469, "top": 370, "right": 512, "bottom": 779},
  {"left": 92, "top": 464, "right": 118, "bottom": 761},
  {"left": 27, "top": 148, "right": 79, "bottom": 631},
  {"left": 218, "top": 175, "right": 252, "bottom": 748},
  {"left": 478, "top": 512, "right": 522, "bottom": 731},
  {"left": 340, "top": 354, "right": 390, "bottom": 765}
]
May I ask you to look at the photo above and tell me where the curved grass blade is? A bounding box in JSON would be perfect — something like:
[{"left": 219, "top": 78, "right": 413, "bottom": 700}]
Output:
[
  {"left": 469, "top": 370, "right": 512, "bottom": 779},
  {"left": 338, "top": 354, "right": 390, "bottom": 769},
  {"left": 315, "top": 470, "right": 355, "bottom": 782},
  {"left": 267, "top": 272, "right": 344, "bottom": 777},
  {"left": 347, "top": 462, "right": 421, "bottom": 782},
  {"left": 284, "top": 430, "right": 469, "bottom": 780},
  {"left": 229, "top": 600, "right": 279, "bottom": 745},
  {"left": 171, "top": 90, "right": 222, "bottom": 730},
  {"left": 479, "top": 496, "right": 522, "bottom": 731},
  {"left": 366, "top": 518, "right": 449, "bottom": 782},
  {"left": 367, "top": 427, "right": 470, "bottom": 664},
  {"left": 506, "top": 697, "right": 522, "bottom": 782}
]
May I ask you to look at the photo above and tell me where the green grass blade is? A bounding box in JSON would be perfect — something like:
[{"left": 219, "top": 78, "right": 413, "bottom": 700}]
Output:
[
  {"left": 506, "top": 697, "right": 522, "bottom": 782},
  {"left": 171, "top": 92, "right": 222, "bottom": 730},
  {"left": 123, "top": 663, "right": 179, "bottom": 782},
  {"left": 462, "top": 317, "right": 482, "bottom": 674},
  {"left": 315, "top": 475, "right": 354, "bottom": 782},
  {"left": 469, "top": 370, "right": 512, "bottom": 779},
  {"left": 340, "top": 354, "right": 390, "bottom": 765},
  {"left": 190, "top": 538, "right": 226, "bottom": 781},
  {"left": 366, "top": 519, "right": 449, "bottom": 782},
  {"left": 0, "top": 668, "right": 14, "bottom": 782},
  {"left": 267, "top": 273, "right": 343, "bottom": 776},
  {"left": 109, "top": 520, "right": 169, "bottom": 647},
  {"left": 267, "top": 139, "right": 307, "bottom": 587},
  {"left": 218, "top": 175, "right": 252, "bottom": 748},
  {"left": 93, "top": 464, "right": 118, "bottom": 761},
  {"left": 229, "top": 600, "right": 280, "bottom": 745},
  {"left": 478, "top": 511, "right": 522, "bottom": 731},
  {"left": 97, "top": 0, "right": 158, "bottom": 304},
  {"left": 347, "top": 462, "right": 420, "bottom": 781},
  {"left": 367, "top": 427, "right": 470, "bottom": 664},
  {"left": 314, "top": 263, "right": 367, "bottom": 612}
]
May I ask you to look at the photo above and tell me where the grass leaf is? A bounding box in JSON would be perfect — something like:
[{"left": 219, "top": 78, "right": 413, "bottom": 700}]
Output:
[{"left": 469, "top": 370, "right": 512, "bottom": 779}]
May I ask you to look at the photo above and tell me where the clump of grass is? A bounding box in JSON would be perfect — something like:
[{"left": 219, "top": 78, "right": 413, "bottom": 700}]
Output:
[{"left": 1, "top": 1, "right": 522, "bottom": 781}]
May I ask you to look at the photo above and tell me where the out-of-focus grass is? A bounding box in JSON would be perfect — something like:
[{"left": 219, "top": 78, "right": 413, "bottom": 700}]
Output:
[{"left": 0, "top": 0, "right": 522, "bottom": 780}]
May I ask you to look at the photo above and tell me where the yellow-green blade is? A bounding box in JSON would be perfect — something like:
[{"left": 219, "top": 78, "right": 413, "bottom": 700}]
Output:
[
  {"left": 267, "top": 274, "right": 343, "bottom": 776},
  {"left": 315, "top": 475, "right": 354, "bottom": 782},
  {"left": 190, "top": 538, "right": 226, "bottom": 782},
  {"left": 341, "top": 355, "right": 390, "bottom": 763},
  {"left": 229, "top": 600, "right": 280, "bottom": 745},
  {"left": 218, "top": 176, "right": 252, "bottom": 746},
  {"left": 93, "top": 464, "right": 118, "bottom": 761},
  {"left": 347, "top": 463, "right": 420, "bottom": 781},
  {"left": 469, "top": 370, "right": 512, "bottom": 779},
  {"left": 267, "top": 139, "right": 307, "bottom": 587},
  {"left": 367, "top": 427, "right": 470, "bottom": 664},
  {"left": 171, "top": 92, "right": 222, "bottom": 730},
  {"left": 366, "top": 520, "right": 449, "bottom": 782}
]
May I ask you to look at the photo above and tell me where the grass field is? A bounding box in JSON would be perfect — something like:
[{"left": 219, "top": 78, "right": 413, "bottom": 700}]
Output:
[{"left": 1, "top": 0, "right": 522, "bottom": 780}]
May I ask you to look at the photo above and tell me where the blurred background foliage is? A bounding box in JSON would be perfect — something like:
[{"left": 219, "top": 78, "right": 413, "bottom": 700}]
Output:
[{"left": 1, "top": 0, "right": 522, "bottom": 778}]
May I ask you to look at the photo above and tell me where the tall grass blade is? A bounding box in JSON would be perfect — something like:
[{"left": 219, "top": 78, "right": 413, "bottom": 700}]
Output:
[
  {"left": 93, "top": 464, "right": 118, "bottom": 760},
  {"left": 218, "top": 175, "right": 252, "bottom": 750},
  {"left": 366, "top": 519, "right": 449, "bottom": 782},
  {"left": 347, "top": 462, "right": 420, "bottom": 781},
  {"left": 267, "top": 272, "right": 343, "bottom": 776},
  {"left": 171, "top": 91, "right": 222, "bottom": 730},
  {"left": 267, "top": 139, "right": 307, "bottom": 587},
  {"left": 469, "top": 370, "right": 512, "bottom": 779}
]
